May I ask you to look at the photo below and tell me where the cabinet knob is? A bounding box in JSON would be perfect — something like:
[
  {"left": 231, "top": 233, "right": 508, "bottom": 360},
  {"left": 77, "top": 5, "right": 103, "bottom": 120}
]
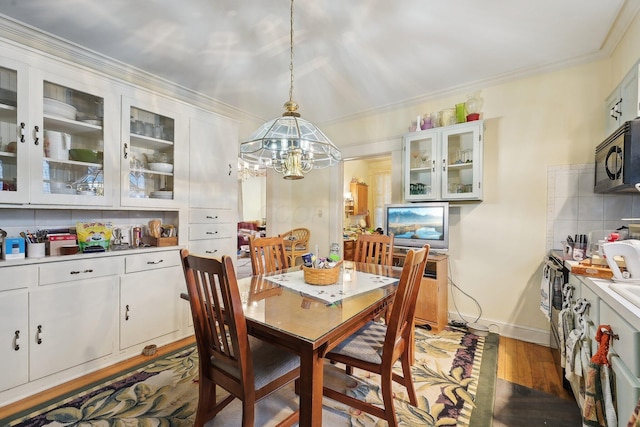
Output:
[
  {"left": 36, "top": 325, "right": 43, "bottom": 344},
  {"left": 13, "top": 330, "right": 20, "bottom": 351}
]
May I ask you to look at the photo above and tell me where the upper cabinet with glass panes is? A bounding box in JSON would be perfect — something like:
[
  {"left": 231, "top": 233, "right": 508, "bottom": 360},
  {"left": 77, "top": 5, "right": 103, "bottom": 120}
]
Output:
[
  {"left": 120, "top": 95, "right": 187, "bottom": 208},
  {"left": 404, "top": 120, "right": 483, "bottom": 201}
]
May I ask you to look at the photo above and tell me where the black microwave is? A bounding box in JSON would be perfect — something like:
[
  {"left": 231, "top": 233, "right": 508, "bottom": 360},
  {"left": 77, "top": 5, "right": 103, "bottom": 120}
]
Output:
[{"left": 594, "top": 118, "right": 640, "bottom": 193}]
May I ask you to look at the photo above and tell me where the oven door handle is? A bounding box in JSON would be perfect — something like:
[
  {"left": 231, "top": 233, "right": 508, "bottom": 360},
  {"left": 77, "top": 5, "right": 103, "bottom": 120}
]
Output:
[{"left": 545, "top": 259, "right": 563, "bottom": 272}]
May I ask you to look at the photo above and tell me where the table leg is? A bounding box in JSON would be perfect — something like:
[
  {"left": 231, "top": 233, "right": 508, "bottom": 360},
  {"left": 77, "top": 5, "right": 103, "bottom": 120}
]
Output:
[{"left": 298, "top": 346, "right": 324, "bottom": 427}]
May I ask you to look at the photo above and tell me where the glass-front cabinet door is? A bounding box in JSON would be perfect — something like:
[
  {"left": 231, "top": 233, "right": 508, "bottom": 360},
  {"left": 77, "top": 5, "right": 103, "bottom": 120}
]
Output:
[
  {"left": 404, "top": 130, "right": 438, "bottom": 201},
  {"left": 440, "top": 122, "right": 483, "bottom": 200},
  {"left": 0, "top": 60, "right": 29, "bottom": 204},
  {"left": 120, "top": 95, "right": 186, "bottom": 208},
  {"left": 30, "top": 79, "right": 114, "bottom": 206}
]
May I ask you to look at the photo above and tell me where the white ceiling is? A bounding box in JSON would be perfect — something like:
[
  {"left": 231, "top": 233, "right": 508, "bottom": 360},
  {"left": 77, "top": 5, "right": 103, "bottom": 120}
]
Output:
[{"left": 0, "top": 0, "right": 633, "bottom": 124}]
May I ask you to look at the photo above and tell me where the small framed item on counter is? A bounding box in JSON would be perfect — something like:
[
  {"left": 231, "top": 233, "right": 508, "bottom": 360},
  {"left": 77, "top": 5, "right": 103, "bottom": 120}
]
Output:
[{"left": 3, "top": 237, "right": 25, "bottom": 260}]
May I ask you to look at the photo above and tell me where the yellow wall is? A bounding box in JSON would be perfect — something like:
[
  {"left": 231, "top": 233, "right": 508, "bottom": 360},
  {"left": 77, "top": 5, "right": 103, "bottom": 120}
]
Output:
[{"left": 268, "top": 13, "right": 640, "bottom": 343}]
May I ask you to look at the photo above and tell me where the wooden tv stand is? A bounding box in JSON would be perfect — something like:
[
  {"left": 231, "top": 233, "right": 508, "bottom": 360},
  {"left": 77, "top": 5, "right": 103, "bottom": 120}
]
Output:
[{"left": 393, "top": 250, "right": 449, "bottom": 332}]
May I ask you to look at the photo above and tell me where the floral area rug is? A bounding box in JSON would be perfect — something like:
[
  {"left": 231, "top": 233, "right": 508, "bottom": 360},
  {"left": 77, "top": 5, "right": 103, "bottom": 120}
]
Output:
[{"left": 4, "top": 327, "right": 498, "bottom": 427}]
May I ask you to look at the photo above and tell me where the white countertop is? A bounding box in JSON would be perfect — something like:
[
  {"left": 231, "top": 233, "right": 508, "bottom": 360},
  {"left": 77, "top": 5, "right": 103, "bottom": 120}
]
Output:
[{"left": 579, "top": 275, "right": 640, "bottom": 330}]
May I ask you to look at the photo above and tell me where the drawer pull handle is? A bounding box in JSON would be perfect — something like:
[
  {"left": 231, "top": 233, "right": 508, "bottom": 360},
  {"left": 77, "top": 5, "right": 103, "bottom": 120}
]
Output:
[
  {"left": 206, "top": 215, "right": 219, "bottom": 219},
  {"left": 13, "top": 330, "right": 20, "bottom": 351},
  {"left": 70, "top": 269, "right": 94, "bottom": 275},
  {"left": 206, "top": 231, "right": 218, "bottom": 235},
  {"left": 206, "top": 249, "right": 218, "bottom": 254},
  {"left": 36, "top": 325, "right": 43, "bottom": 344},
  {"left": 125, "top": 304, "right": 131, "bottom": 321},
  {"left": 34, "top": 125, "right": 40, "bottom": 145},
  {"left": 146, "top": 259, "right": 164, "bottom": 265}
]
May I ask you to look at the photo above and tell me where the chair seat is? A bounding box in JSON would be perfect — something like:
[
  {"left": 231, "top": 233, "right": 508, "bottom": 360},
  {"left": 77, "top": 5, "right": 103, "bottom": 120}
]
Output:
[
  {"left": 212, "top": 336, "right": 300, "bottom": 390},
  {"left": 327, "top": 321, "right": 386, "bottom": 364}
]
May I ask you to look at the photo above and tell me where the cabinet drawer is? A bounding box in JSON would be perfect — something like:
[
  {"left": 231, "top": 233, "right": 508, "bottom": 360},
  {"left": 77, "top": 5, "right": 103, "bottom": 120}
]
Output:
[
  {"left": 600, "top": 303, "right": 640, "bottom": 377},
  {"left": 189, "top": 223, "right": 234, "bottom": 241},
  {"left": 39, "top": 257, "right": 124, "bottom": 286},
  {"left": 188, "top": 238, "right": 235, "bottom": 259},
  {"left": 124, "top": 250, "right": 181, "bottom": 274},
  {"left": 0, "top": 265, "right": 37, "bottom": 291},
  {"left": 611, "top": 355, "right": 640, "bottom": 427},
  {"left": 189, "top": 209, "right": 234, "bottom": 224}
]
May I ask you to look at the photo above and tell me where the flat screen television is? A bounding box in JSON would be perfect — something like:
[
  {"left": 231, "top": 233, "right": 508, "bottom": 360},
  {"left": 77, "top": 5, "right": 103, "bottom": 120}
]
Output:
[{"left": 383, "top": 202, "right": 449, "bottom": 251}]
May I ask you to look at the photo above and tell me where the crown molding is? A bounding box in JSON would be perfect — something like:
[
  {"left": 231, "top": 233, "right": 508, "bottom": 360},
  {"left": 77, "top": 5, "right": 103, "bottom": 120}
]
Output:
[{"left": 0, "top": 14, "right": 260, "bottom": 123}]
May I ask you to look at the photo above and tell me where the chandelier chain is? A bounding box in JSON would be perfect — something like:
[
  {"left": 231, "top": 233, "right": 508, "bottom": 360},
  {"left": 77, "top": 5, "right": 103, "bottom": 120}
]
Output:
[{"left": 289, "top": 0, "right": 294, "bottom": 103}]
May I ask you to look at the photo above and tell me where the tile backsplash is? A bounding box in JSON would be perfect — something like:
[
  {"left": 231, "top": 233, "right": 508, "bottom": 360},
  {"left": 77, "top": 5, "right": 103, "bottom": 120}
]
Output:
[
  {"left": 0, "top": 208, "right": 175, "bottom": 245},
  {"left": 547, "top": 164, "right": 640, "bottom": 251}
]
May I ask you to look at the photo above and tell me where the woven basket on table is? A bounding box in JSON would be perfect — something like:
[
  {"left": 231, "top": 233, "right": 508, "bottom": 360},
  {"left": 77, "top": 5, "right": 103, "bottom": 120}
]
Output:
[{"left": 302, "top": 261, "right": 342, "bottom": 285}]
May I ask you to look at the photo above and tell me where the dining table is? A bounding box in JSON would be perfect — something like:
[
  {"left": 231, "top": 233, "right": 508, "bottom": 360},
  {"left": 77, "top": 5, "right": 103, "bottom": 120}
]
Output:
[{"left": 237, "top": 260, "right": 403, "bottom": 427}]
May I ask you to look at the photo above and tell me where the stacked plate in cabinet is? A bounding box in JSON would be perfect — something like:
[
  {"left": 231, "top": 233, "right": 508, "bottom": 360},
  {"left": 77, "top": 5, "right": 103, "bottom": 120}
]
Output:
[{"left": 150, "top": 190, "right": 173, "bottom": 199}]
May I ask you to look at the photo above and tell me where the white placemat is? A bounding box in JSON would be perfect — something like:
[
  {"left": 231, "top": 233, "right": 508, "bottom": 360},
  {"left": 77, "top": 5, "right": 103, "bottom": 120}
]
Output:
[{"left": 265, "top": 269, "right": 399, "bottom": 304}]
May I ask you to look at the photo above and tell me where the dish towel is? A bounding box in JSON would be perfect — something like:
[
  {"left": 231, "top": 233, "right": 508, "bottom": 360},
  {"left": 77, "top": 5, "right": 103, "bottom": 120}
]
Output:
[
  {"left": 582, "top": 325, "right": 618, "bottom": 427},
  {"left": 540, "top": 262, "right": 551, "bottom": 320}
]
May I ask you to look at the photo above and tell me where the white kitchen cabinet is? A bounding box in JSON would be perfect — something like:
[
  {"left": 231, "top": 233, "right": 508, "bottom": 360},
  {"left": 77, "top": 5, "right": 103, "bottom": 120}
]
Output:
[
  {"left": 188, "top": 109, "right": 239, "bottom": 209},
  {"left": 0, "top": 57, "right": 117, "bottom": 206},
  {"left": 570, "top": 275, "right": 640, "bottom": 426},
  {"left": 0, "top": 290, "right": 29, "bottom": 391},
  {"left": 187, "top": 109, "right": 238, "bottom": 261},
  {"left": 0, "top": 265, "right": 36, "bottom": 392},
  {"left": 119, "top": 94, "right": 188, "bottom": 208},
  {"left": 404, "top": 120, "right": 483, "bottom": 201},
  {"left": 605, "top": 61, "right": 640, "bottom": 136},
  {"left": 29, "top": 276, "right": 119, "bottom": 381},
  {"left": 119, "top": 250, "right": 184, "bottom": 349}
]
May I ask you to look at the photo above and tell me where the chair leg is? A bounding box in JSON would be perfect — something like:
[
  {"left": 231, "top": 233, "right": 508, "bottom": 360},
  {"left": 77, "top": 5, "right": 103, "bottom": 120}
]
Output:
[
  {"left": 195, "top": 377, "right": 215, "bottom": 427},
  {"left": 241, "top": 399, "right": 255, "bottom": 427},
  {"left": 401, "top": 352, "right": 418, "bottom": 406},
  {"left": 380, "top": 369, "right": 399, "bottom": 427}
]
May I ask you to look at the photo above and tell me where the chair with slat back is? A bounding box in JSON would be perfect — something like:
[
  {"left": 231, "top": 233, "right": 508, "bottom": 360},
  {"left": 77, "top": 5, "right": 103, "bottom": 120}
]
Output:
[
  {"left": 322, "top": 244, "right": 430, "bottom": 427},
  {"left": 248, "top": 235, "right": 289, "bottom": 276},
  {"left": 353, "top": 233, "right": 395, "bottom": 266},
  {"left": 180, "top": 249, "right": 299, "bottom": 427},
  {"left": 279, "top": 228, "right": 310, "bottom": 266}
]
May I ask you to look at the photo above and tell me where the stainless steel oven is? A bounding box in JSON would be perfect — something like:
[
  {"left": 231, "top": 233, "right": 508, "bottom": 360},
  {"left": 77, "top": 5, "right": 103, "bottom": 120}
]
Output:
[{"left": 544, "top": 250, "right": 572, "bottom": 389}]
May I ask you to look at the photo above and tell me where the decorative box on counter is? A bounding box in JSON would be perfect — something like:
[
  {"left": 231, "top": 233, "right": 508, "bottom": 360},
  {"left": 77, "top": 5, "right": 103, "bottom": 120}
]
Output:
[
  {"left": 3, "top": 237, "right": 25, "bottom": 260},
  {"left": 48, "top": 233, "right": 77, "bottom": 256},
  {"left": 142, "top": 236, "right": 178, "bottom": 247}
]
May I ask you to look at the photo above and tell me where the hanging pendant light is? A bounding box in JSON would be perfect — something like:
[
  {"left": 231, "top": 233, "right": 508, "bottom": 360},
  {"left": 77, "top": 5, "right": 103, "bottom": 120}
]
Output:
[{"left": 239, "top": 0, "right": 341, "bottom": 180}]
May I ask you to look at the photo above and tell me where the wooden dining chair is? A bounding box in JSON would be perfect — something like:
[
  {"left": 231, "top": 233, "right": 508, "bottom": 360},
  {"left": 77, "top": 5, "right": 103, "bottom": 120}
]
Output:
[
  {"left": 322, "top": 244, "right": 430, "bottom": 427},
  {"left": 353, "top": 233, "right": 395, "bottom": 266},
  {"left": 180, "top": 249, "right": 300, "bottom": 427},
  {"left": 279, "top": 228, "right": 310, "bottom": 266},
  {"left": 248, "top": 235, "right": 289, "bottom": 276}
]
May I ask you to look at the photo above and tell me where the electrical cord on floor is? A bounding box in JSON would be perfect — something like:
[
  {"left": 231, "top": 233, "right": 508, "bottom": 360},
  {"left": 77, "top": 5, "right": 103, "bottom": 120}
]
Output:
[{"left": 448, "top": 260, "right": 483, "bottom": 327}]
